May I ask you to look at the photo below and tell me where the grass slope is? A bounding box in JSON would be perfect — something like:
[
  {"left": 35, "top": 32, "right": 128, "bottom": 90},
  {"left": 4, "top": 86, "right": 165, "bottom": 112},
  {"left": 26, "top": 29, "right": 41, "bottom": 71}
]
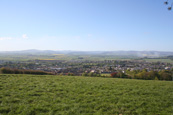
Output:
[{"left": 0, "top": 74, "right": 173, "bottom": 115}]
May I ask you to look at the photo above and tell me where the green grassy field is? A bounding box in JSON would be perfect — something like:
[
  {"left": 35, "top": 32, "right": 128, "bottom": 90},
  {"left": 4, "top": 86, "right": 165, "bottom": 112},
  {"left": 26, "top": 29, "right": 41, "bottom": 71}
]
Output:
[
  {"left": 0, "top": 54, "right": 135, "bottom": 61},
  {"left": 0, "top": 74, "right": 172, "bottom": 115},
  {"left": 145, "top": 59, "right": 173, "bottom": 63}
]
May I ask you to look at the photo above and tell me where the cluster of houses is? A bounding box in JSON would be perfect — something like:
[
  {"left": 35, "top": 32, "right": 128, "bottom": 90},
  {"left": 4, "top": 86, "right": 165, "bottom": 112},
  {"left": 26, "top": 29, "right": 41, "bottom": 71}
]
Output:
[{"left": 0, "top": 59, "right": 172, "bottom": 75}]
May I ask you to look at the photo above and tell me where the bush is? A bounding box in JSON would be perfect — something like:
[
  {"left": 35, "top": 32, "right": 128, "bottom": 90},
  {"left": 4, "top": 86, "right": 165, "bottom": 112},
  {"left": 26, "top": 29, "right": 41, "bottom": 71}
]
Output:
[
  {"left": 68, "top": 73, "right": 74, "bottom": 76},
  {"left": 82, "top": 72, "right": 88, "bottom": 76}
]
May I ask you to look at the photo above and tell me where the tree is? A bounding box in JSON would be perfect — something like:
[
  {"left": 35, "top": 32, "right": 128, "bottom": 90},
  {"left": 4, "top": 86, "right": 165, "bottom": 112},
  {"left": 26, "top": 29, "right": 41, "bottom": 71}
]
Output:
[
  {"left": 117, "top": 71, "right": 126, "bottom": 78},
  {"left": 88, "top": 72, "right": 94, "bottom": 77},
  {"left": 147, "top": 71, "right": 157, "bottom": 80},
  {"left": 159, "top": 70, "right": 172, "bottom": 81},
  {"left": 82, "top": 72, "right": 88, "bottom": 76},
  {"left": 111, "top": 72, "right": 118, "bottom": 78},
  {"left": 164, "top": 0, "right": 173, "bottom": 10}
]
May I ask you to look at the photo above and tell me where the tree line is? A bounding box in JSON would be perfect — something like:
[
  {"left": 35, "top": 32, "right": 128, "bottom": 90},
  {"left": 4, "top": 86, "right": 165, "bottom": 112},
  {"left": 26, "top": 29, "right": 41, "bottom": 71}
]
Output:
[
  {"left": 0, "top": 67, "right": 54, "bottom": 75},
  {"left": 124, "top": 69, "right": 172, "bottom": 81},
  {"left": 82, "top": 69, "right": 172, "bottom": 81},
  {"left": 82, "top": 72, "right": 101, "bottom": 77},
  {"left": 1, "top": 67, "right": 172, "bottom": 81}
]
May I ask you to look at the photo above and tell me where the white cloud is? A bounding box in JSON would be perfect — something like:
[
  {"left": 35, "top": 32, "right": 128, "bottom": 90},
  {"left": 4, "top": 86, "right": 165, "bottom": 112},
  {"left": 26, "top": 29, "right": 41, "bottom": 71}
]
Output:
[
  {"left": 22, "top": 34, "right": 28, "bottom": 39},
  {"left": 0, "top": 34, "right": 28, "bottom": 41},
  {"left": 0, "top": 37, "right": 13, "bottom": 40}
]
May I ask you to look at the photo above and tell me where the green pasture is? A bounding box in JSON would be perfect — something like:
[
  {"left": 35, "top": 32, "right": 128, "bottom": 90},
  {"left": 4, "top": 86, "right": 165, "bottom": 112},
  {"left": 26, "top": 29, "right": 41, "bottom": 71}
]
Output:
[
  {"left": 0, "top": 74, "right": 172, "bottom": 115},
  {"left": 144, "top": 59, "right": 173, "bottom": 63},
  {"left": 0, "top": 54, "right": 135, "bottom": 61}
]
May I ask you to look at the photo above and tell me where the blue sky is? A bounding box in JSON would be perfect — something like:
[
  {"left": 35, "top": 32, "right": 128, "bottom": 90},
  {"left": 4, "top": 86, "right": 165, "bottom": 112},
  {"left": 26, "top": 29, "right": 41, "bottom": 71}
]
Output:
[{"left": 0, "top": 0, "right": 173, "bottom": 51}]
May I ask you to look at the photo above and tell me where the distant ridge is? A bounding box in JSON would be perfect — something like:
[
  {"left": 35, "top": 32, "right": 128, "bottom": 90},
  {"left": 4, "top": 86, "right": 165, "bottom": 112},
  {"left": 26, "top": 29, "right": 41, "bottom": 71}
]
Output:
[{"left": 0, "top": 49, "right": 173, "bottom": 58}]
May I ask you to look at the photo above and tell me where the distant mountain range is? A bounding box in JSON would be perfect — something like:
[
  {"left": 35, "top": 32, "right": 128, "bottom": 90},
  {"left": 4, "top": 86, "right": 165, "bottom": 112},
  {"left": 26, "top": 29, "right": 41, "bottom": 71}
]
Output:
[{"left": 0, "top": 49, "right": 173, "bottom": 58}]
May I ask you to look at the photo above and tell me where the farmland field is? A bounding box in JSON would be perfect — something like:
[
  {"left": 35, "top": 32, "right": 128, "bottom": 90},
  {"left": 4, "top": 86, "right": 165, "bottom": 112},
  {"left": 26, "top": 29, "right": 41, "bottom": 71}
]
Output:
[
  {"left": 144, "top": 59, "right": 173, "bottom": 63},
  {"left": 0, "top": 74, "right": 173, "bottom": 115}
]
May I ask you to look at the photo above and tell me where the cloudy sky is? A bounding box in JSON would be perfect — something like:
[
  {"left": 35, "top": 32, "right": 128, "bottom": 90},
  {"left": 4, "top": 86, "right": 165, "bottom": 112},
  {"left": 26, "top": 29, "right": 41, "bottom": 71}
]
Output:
[{"left": 0, "top": 0, "right": 173, "bottom": 51}]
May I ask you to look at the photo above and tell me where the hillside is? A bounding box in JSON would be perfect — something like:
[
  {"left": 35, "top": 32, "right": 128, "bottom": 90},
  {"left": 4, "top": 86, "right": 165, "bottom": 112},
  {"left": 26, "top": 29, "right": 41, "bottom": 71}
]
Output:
[{"left": 0, "top": 74, "right": 172, "bottom": 114}]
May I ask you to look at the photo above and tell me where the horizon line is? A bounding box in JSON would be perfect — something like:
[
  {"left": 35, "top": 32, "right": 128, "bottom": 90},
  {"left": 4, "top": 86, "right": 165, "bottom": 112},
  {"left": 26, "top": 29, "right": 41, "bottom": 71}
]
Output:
[{"left": 0, "top": 49, "right": 173, "bottom": 52}]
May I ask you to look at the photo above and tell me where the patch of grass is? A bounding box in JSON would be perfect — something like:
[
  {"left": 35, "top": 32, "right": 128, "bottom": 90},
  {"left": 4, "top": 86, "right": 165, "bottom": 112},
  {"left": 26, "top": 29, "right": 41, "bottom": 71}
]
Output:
[{"left": 0, "top": 74, "right": 172, "bottom": 114}]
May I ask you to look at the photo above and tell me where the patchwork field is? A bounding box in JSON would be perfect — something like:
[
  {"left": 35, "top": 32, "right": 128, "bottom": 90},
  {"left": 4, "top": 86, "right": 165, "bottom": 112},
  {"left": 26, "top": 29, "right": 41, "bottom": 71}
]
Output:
[{"left": 0, "top": 74, "right": 172, "bottom": 115}]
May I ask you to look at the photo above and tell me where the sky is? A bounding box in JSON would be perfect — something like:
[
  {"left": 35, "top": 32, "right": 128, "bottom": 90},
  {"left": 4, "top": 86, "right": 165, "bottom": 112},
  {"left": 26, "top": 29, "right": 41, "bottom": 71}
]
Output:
[{"left": 0, "top": 0, "right": 173, "bottom": 51}]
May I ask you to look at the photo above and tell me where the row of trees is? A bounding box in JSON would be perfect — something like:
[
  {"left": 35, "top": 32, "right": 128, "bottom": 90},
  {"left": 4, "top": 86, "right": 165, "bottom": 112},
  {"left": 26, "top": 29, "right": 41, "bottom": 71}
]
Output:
[
  {"left": 125, "top": 69, "right": 172, "bottom": 81},
  {"left": 82, "top": 72, "right": 101, "bottom": 77},
  {"left": 81, "top": 69, "right": 172, "bottom": 81},
  {"left": 110, "top": 71, "right": 127, "bottom": 78},
  {"left": 1, "top": 67, "right": 172, "bottom": 81},
  {"left": 0, "top": 67, "right": 54, "bottom": 75}
]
